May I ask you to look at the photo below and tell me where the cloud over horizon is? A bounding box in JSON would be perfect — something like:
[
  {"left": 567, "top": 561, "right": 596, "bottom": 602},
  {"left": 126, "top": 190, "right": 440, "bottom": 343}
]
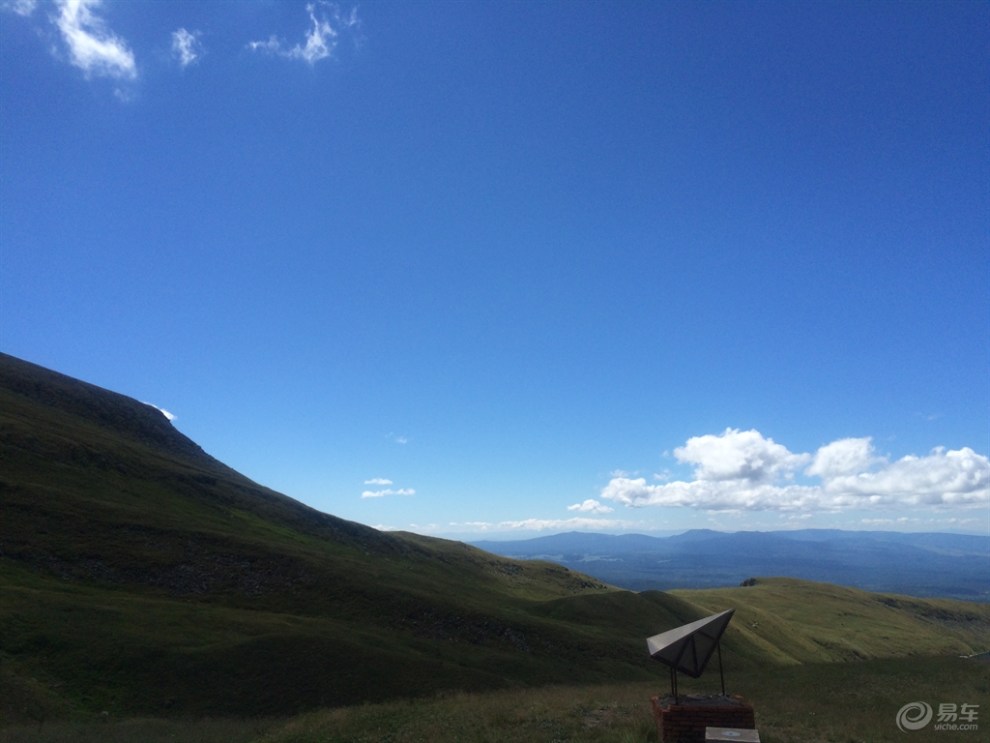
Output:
[
  {"left": 602, "top": 429, "right": 990, "bottom": 514},
  {"left": 567, "top": 498, "right": 614, "bottom": 514},
  {"left": 361, "top": 476, "right": 415, "bottom": 499},
  {"left": 361, "top": 488, "right": 415, "bottom": 499},
  {"left": 444, "top": 516, "right": 642, "bottom": 534}
]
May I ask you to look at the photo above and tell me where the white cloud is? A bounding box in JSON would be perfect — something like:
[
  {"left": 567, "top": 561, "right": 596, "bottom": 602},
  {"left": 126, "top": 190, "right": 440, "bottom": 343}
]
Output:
[
  {"left": 54, "top": 0, "right": 136, "bottom": 80},
  {"left": 291, "top": 3, "right": 335, "bottom": 63},
  {"left": 498, "top": 517, "right": 622, "bottom": 532},
  {"left": 601, "top": 476, "right": 820, "bottom": 512},
  {"left": 143, "top": 402, "right": 176, "bottom": 422},
  {"left": 601, "top": 429, "right": 989, "bottom": 514},
  {"left": 248, "top": 2, "right": 358, "bottom": 65},
  {"left": 3, "top": 0, "right": 37, "bottom": 16},
  {"left": 361, "top": 487, "right": 415, "bottom": 499},
  {"left": 821, "top": 447, "right": 990, "bottom": 506},
  {"left": 171, "top": 27, "right": 202, "bottom": 67},
  {"left": 567, "top": 498, "right": 614, "bottom": 514},
  {"left": 445, "top": 517, "right": 641, "bottom": 534},
  {"left": 675, "top": 428, "right": 810, "bottom": 482},
  {"left": 364, "top": 477, "right": 393, "bottom": 486},
  {"left": 861, "top": 516, "right": 913, "bottom": 526},
  {"left": 248, "top": 36, "right": 281, "bottom": 56},
  {"left": 806, "top": 437, "right": 879, "bottom": 478}
]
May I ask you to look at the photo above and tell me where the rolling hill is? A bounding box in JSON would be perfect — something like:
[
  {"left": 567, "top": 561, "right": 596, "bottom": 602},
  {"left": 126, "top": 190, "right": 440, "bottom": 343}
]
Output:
[
  {"left": 1, "top": 352, "right": 988, "bottom": 728},
  {"left": 0, "top": 352, "right": 704, "bottom": 720}
]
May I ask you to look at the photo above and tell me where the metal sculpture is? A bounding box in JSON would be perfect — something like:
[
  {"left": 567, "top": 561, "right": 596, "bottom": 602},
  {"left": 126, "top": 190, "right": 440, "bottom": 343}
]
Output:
[{"left": 646, "top": 608, "right": 734, "bottom": 702}]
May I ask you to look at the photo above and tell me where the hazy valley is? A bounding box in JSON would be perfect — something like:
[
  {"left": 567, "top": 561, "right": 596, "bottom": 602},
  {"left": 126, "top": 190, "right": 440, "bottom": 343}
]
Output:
[{"left": 473, "top": 529, "right": 989, "bottom": 601}]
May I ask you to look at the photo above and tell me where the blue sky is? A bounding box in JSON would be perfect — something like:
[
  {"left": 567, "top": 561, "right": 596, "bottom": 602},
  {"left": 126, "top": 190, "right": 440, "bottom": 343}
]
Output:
[{"left": 2, "top": 0, "right": 988, "bottom": 539}]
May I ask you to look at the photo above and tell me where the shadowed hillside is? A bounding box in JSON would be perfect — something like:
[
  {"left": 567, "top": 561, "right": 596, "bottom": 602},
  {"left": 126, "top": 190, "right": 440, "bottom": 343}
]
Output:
[
  {"left": 1, "top": 353, "right": 988, "bottom": 726},
  {"left": 0, "top": 353, "right": 665, "bottom": 720}
]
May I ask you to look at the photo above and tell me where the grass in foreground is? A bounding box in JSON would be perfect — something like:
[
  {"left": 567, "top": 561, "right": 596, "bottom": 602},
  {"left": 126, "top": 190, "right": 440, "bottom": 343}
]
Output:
[
  {"left": 3, "top": 655, "right": 985, "bottom": 743},
  {"left": 0, "top": 716, "right": 277, "bottom": 743}
]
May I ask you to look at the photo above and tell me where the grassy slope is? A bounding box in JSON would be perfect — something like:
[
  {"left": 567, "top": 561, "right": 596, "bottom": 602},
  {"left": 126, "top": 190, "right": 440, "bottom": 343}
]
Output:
[
  {"left": 671, "top": 578, "right": 990, "bottom": 667},
  {"left": 2, "top": 353, "right": 988, "bottom": 734},
  {"left": 0, "top": 353, "right": 653, "bottom": 721}
]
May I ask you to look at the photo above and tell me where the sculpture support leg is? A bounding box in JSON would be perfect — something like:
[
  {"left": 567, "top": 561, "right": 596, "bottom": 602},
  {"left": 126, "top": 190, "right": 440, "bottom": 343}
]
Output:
[{"left": 718, "top": 640, "right": 726, "bottom": 696}]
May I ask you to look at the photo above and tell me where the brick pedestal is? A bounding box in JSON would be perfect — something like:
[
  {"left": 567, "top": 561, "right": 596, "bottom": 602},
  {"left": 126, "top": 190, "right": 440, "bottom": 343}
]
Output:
[{"left": 650, "top": 694, "right": 756, "bottom": 743}]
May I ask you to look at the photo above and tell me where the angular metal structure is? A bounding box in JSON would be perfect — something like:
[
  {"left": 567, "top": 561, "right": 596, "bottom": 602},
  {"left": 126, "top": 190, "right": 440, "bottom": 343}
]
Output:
[{"left": 646, "top": 608, "right": 735, "bottom": 700}]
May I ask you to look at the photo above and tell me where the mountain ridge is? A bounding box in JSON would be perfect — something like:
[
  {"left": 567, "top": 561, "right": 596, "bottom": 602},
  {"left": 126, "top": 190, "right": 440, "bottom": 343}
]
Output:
[
  {"left": 0, "top": 353, "right": 409, "bottom": 558},
  {"left": 2, "top": 352, "right": 988, "bottom": 723}
]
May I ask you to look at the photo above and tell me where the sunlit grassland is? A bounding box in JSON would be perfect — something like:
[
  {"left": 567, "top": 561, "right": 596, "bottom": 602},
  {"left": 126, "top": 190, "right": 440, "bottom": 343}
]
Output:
[{"left": 671, "top": 578, "right": 990, "bottom": 667}]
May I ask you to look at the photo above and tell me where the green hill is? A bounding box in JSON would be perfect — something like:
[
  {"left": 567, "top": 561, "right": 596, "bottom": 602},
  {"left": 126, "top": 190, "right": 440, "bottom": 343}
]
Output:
[
  {"left": 672, "top": 578, "right": 990, "bottom": 666},
  {"left": 0, "top": 353, "right": 680, "bottom": 721},
  {"left": 1, "top": 352, "right": 988, "bottom": 732}
]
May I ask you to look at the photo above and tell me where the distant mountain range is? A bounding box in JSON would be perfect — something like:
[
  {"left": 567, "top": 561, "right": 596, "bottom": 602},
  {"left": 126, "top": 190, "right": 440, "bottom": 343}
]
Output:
[{"left": 472, "top": 529, "right": 990, "bottom": 601}]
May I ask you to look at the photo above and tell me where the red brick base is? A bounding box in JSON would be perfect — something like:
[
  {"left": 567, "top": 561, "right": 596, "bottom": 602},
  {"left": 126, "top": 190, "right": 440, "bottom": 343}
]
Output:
[{"left": 650, "top": 694, "right": 756, "bottom": 743}]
